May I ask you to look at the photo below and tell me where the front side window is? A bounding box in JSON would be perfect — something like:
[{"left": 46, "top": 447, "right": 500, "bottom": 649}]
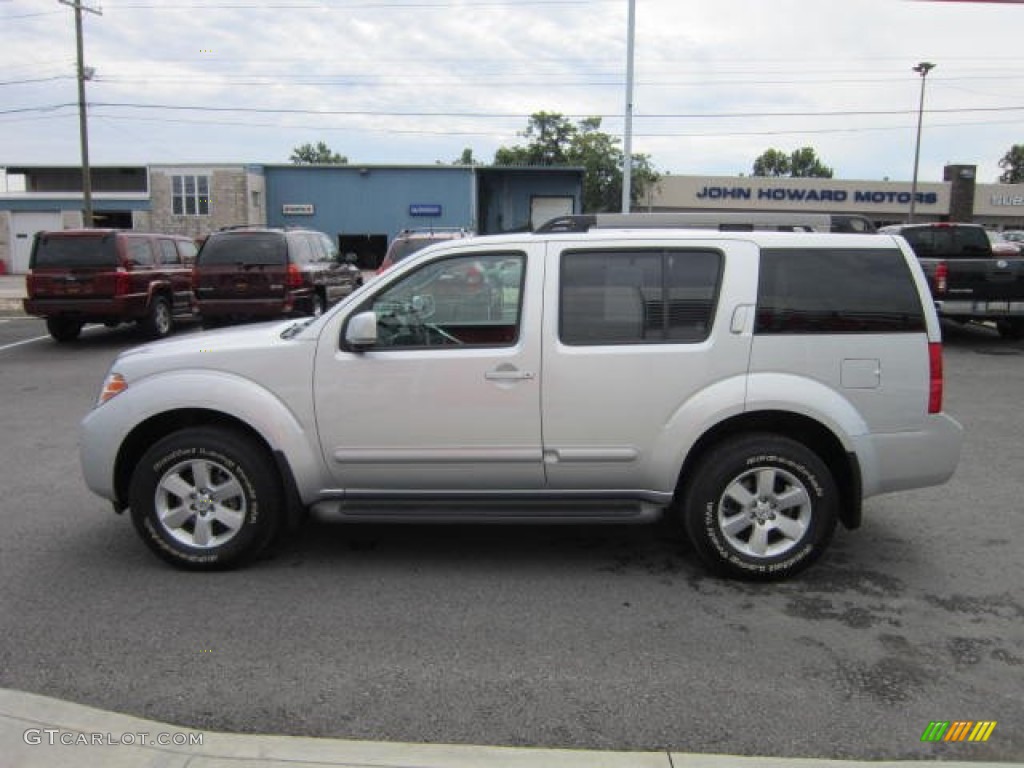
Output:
[
  {"left": 171, "top": 175, "right": 210, "bottom": 216},
  {"left": 362, "top": 252, "right": 524, "bottom": 348},
  {"left": 756, "top": 248, "right": 926, "bottom": 334},
  {"left": 158, "top": 239, "right": 180, "bottom": 265},
  {"left": 560, "top": 249, "right": 722, "bottom": 345}
]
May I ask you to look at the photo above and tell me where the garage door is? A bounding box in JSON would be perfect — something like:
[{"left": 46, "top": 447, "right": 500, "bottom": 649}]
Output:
[{"left": 10, "top": 212, "right": 62, "bottom": 274}]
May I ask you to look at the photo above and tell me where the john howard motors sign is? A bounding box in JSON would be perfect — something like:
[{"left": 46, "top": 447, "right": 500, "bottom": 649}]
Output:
[{"left": 695, "top": 184, "right": 938, "bottom": 207}]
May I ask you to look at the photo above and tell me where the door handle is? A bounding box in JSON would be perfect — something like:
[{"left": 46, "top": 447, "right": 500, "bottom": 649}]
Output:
[{"left": 485, "top": 368, "right": 535, "bottom": 381}]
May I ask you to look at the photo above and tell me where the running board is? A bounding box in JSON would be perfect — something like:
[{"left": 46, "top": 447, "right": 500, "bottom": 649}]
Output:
[{"left": 310, "top": 497, "right": 667, "bottom": 524}]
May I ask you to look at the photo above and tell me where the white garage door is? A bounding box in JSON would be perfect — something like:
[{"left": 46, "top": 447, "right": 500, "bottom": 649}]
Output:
[{"left": 10, "top": 212, "right": 62, "bottom": 274}]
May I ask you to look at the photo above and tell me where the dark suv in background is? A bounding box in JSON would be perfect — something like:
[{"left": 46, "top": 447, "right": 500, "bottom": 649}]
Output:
[
  {"left": 192, "top": 227, "right": 362, "bottom": 326},
  {"left": 24, "top": 229, "right": 198, "bottom": 342}
]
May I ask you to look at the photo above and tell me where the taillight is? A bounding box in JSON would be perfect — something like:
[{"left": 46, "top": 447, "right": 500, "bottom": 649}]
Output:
[
  {"left": 933, "top": 261, "right": 948, "bottom": 295},
  {"left": 114, "top": 268, "right": 131, "bottom": 296},
  {"left": 286, "top": 263, "right": 303, "bottom": 289},
  {"left": 928, "top": 342, "right": 943, "bottom": 414},
  {"left": 25, "top": 271, "right": 35, "bottom": 298}
]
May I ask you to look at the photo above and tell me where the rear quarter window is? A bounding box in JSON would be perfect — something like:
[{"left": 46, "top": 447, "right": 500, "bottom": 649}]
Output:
[
  {"left": 31, "top": 234, "right": 118, "bottom": 268},
  {"left": 756, "top": 248, "right": 926, "bottom": 334}
]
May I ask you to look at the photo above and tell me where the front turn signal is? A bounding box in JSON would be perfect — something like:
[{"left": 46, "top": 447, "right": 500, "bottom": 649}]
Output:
[{"left": 97, "top": 373, "right": 127, "bottom": 405}]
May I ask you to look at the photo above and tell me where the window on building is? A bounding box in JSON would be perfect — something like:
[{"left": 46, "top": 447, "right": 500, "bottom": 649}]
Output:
[{"left": 171, "top": 174, "right": 210, "bottom": 216}]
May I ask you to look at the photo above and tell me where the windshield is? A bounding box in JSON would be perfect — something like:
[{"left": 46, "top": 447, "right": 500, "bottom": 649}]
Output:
[
  {"left": 31, "top": 233, "right": 118, "bottom": 268},
  {"left": 199, "top": 233, "right": 288, "bottom": 266}
]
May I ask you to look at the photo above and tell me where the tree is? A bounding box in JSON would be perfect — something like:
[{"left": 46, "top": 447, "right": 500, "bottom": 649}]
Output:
[
  {"left": 290, "top": 141, "right": 347, "bottom": 165},
  {"left": 454, "top": 147, "right": 479, "bottom": 166},
  {"left": 752, "top": 147, "right": 833, "bottom": 178},
  {"left": 752, "top": 148, "right": 791, "bottom": 177},
  {"left": 998, "top": 144, "right": 1024, "bottom": 183},
  {"left": 494, "top": 112, "right": 660, "bottom": 213}
]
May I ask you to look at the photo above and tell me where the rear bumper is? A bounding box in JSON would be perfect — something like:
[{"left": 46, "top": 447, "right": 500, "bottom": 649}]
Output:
[
  {"left": 196, "top": 297, "right": 294, "bottom": 318},
  {"left": 23, "top": 296, "right": 146, "bottom": 320},
  {"left": 855, "top": 413, "right": 964, "bottom": 498},
  {"left": 936, "top": 299, "right": 1024, "bottom": 318}
]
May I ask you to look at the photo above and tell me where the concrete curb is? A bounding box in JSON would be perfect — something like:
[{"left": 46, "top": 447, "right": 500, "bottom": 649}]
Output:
[{"left": 0, "top": 689, "right": 1014, "bottom": 768}]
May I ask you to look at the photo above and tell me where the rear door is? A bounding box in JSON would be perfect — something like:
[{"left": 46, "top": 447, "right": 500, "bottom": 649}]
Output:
[
  {"left": 540, "top": 237, "right": 753, "bottom": 494},
  {"left": 196, "top": 232, "right": 288, "bottom": 305},
  {"left": 28, "top": 232, "right": 119, "bottom": 299}
]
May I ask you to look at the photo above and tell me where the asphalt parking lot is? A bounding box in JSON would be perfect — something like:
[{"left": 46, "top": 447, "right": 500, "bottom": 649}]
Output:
[{"left": 0, "top": 308, "right": 1022, "bottom": 763}]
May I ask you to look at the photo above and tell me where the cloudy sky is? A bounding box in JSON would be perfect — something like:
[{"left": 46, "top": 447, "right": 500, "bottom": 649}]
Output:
[{"left": 2, "top": 0, "right": 1023, "bottom": 184}]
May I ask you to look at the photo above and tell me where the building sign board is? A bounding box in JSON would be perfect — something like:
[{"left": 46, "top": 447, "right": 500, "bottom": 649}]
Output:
[
  {"left": 410, "top": 204, "right": 442, "bottom": 217},
  {"left": 282, "top": 204, "right": 314, "bottom": 215}
]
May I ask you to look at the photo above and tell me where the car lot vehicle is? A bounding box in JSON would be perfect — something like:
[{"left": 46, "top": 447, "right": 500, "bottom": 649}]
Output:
[
  {"left": 879, "top": 222, "right": 1024, "bottom": 339},
  {"left": 192, "top": 227, "right": 362, "bottom": 325},
  {"left": 986, "top": 229, "right": 1022, "bottom": 256},
  {"left": 377, "top": 227, "right": 471, "bottom": 273},
  {"left": 23, "top": 229, "right": 198, "bottom": 342},
  {"left": 81, "top": 218, "right": 963, "bottom": 580},
  {"left": 537, "top": 211, "right": 877, "bottom": 233}
]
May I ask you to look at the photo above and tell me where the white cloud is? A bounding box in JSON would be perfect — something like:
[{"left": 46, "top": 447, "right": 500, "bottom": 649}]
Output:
[{"left": 2, "top": 0, "right": 1023, "bottom": 182}]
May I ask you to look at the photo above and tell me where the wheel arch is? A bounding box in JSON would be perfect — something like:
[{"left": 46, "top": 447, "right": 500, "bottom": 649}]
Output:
[
  {"left": 676, "top": 410, "right": 862, "bottom": 530},
  {"left": 113, "top": 409, "right": 306, "bottom": 530}
]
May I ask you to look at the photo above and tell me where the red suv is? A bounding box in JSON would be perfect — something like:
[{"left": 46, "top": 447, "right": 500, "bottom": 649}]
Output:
[
  {"left": 24, "top": 229, "right": 198, "bottom": 342},
  {"left": 192, "top": 227, "right": 362, "bottom": 326}
]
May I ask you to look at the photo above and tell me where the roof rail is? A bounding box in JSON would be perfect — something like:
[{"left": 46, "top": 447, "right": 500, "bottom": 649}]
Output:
[{"left": 534, "top": 212, "right": 875, "bottom": 234}]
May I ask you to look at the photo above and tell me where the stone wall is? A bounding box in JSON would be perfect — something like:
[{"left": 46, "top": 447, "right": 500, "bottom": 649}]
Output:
[{"left": 148, "top": 167, "right": 253, "bottom": 237}]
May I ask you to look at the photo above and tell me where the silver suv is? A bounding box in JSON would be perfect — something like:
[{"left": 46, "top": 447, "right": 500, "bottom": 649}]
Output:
[{"left": 80, "top": 220, "right": 963, "bottom": 579}]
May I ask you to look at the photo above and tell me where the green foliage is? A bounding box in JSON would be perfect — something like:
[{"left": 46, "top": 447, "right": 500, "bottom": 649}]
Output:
[
  {"left": 454, "top": 147, "right": 479, "bottom": 166},
  {"left": 290, "top": 141, "right": 347, "bottom": 165},
  {"left": 998, "top": 144, "right": 1024, "bottom": 183},
  {"left": 753, "top": 147, "right": 833, "bottom": 178},
  {"left": 494, "top": 112, "right": 660, "bottom": 212}
]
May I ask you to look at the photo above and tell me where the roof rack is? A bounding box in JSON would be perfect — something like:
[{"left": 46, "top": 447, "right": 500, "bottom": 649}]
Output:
[{"left": 534, "top": 212, "right": 875, "bottom": 234}]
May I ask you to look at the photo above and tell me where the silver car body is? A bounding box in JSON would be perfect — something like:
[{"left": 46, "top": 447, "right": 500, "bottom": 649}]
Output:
[{"left": 81, "top": 230, "right": 962, "bottom": 526}]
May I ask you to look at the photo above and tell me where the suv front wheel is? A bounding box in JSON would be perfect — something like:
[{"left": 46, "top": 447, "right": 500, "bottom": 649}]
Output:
[
  {"left": 129, "top": 427, "right": 284, "bottom": 570},
  {"left": 681, "top": 434, "right": 838, "bottom": 580}
]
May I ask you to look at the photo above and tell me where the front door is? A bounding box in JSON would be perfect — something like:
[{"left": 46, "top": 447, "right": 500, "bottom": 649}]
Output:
[{"left": 313, "top": 244, "right": 544, "bottom": 492}]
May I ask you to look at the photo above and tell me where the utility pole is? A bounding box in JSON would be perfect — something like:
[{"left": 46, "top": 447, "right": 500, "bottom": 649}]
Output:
[
  {"left": 621, "top": 0, "right": 636, "bottom": 213},
  {"left": 59, "top": 0, "right": 102, "bottom": 228}
]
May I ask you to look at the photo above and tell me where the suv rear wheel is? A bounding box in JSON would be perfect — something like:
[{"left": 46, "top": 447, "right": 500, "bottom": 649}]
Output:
[
  {"left": 140, "top": 295, "right": 173, "bottom": 339},
  {"left": 681, "top": 434, "right": 837, "bottom": 580},
  {"left": 46, "top": 316, "right": 84, "bottom": 342},
  {"left": 129, "top": 427, "right": 284, "bottom": 570}
]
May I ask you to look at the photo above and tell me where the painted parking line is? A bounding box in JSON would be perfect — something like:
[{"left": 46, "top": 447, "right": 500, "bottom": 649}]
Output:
[{"left": 0, "top": 325, "right": 104, "bottom": 353}]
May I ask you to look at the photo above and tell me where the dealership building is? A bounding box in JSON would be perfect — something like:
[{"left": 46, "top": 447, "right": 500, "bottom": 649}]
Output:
[{"left": 1, "top": 160, "right": 1022, "bottom": 275}]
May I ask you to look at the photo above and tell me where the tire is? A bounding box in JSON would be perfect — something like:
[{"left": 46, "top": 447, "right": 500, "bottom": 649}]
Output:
[
  {"left": 46, "top": 317, "right": 83, "bottom": 342},
  {"left": 129, "top": 427, "right": 284, "bottom": 570},
  {"left": 140, "top": 295, "right": 173, "bottom": 339},
  {"left": 996, "top": 319, "right": 1023, "bottom": 340},
  {"left": 681, "top": 434, "right": 838, "bottom": 580}
]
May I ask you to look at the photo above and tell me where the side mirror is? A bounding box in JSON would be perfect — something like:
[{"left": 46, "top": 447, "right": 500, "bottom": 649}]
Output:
[{"left": 345, "top": 311, "right": 378, "bottom": 349}]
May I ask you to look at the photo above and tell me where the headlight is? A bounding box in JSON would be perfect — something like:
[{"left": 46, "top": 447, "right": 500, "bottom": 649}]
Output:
[{"left": 97, "top": 372, "right": 127, "bottom": 405}]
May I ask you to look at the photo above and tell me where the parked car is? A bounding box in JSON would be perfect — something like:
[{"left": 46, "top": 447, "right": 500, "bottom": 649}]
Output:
[
  {"left": 192, "top": 227, "right": 362, "bottom": 326},
  {"left": 23, "top": 229, "right": 198, "bottom": 342},
  {"left": 377, "top": 227, "right": 471, "bottom": 273},
  {"left": 987, "top": 229, "right": 1023, "bottom": 256},
  {"left": 81, "top": 215, "right": 962, "bottom": 580},
  {"left": 879, "top": 222, "right": 1024, "bottom": 339}
]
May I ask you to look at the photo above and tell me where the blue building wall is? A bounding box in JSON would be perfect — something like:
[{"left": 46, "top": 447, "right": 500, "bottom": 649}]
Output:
[{"left": 264, "top": 165, "right": 475, "bottom": 238}]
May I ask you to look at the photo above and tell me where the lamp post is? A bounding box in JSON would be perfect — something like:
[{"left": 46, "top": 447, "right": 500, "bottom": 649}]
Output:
[{"left": 908, "top": 61, "right": 935, "bottom": 223}]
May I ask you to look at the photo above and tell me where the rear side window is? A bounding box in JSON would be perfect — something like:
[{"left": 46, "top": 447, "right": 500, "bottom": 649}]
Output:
[
  {"left": 756, "top": 248, "right": 925, "bottom": 334},
  {"left": 288, "top": 233, "right": 315, "bottom": 265},
  {"left": 31, "top": 234, "right": 117, "bottom": 268},
  {"left": 126, "top": 238, "right": 154, "bottom": 267},
  {"left": 899, "top": 226, "right": 989, "bottom": 258},
  {"left": 199, "top": 233, "right": 287, "bottom": 266},
  {"left": 560, "top": 249, "right": 722, "bottom": 345}
]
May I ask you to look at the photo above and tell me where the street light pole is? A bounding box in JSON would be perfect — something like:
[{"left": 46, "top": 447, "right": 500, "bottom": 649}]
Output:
[
  {"left": 59, "top": 0, "right": 102, "bottom": 228},
  {"left": 908, "top": 61, "right": 935, "bottom": 224},
  {"left": 621, "top": 0, "right": 636, "bottom": 213}
]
